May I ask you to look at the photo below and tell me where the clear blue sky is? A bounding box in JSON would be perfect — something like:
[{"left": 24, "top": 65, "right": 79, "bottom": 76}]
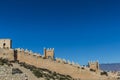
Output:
[{"left": 0, "top": 0, "right": 120, "bottom": 65}]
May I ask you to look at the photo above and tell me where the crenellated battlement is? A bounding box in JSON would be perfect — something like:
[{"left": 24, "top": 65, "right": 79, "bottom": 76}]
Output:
[
  {"left": 44, "top": 48, "right": 54, "bottom": 59},
  {"left": 0, "top": 46, "right": 81, "bottom": 69},
  {"left": 88, "top": 61, "right": 99, "bottom": 72},
  {"left": 46, "top": 48, "right": 54, "bottom": 51}
]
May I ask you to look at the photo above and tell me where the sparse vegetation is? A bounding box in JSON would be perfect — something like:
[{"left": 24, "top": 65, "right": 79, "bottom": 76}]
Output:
[
  {"left": 12, "top": 68, "right": 23, "bottom": 75},
  {"left": 100, "top": 71, "right": 108, "bottom": 76},
  {"left": 81, "top": 67, "right": 85, "bottom": 69},
  {"left": 0, "top": 58, "right": 13, "bottom": 66},
  {"left": 90, "top": 69, "right": 96, "bottom": 72}
]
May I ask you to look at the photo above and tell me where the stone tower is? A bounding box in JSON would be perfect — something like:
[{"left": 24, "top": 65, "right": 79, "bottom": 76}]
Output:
[
  {"left": 88, "top": 61, "right": 99, "bottom": 72},
  {"left": 0, "top": 39, "right": 12, "bottom": 49},
  {"left": 44, "top": 48, "right": 54, "bottom": 59}
]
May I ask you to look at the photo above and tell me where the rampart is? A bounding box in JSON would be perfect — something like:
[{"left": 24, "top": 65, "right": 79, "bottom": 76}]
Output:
[
  {"left": 0, "top": 48, "right": 103, "bottom": 79},
  {"left": 0, "top": 39, "right": 105, "bottom": 79}
]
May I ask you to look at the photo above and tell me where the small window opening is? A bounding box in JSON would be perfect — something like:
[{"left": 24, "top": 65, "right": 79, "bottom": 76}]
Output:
[{"left": 3, "top": 43, "right": 6, "bottom": 47}]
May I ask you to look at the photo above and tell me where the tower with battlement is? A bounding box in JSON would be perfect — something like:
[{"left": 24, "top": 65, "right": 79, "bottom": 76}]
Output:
[
  {"left": 88, "top": 61, "right": 99, "bottom": 72},
  {"left": 44, "top": 48, "right": 54, "bottom": 59},
  {"left": 0, "top": 39, "right": 12, "bottom": 49}
]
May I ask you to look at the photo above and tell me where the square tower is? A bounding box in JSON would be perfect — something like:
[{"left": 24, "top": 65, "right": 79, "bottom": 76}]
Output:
[
  {"left": 88, "top": 61, "right": 99, "bottom": 72},
  {"left": 44, "top": 48, "right": 54, "bottom": 59},
  {"left": 0, "top": 39, "right": 12, "bottom": 49}
]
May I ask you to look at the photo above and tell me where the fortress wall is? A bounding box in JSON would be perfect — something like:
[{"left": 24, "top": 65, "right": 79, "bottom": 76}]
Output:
[
  {"left": 0, "top": 39, "right": 106, "bottom": 79},
  {"left": 17, "top": 51, "right": 38, "bottom": 65},
  {"left": 0, "top": 49, "right": 101, "bottom": 79},
  {"left": 16, "top": 50, "right": 82, "bottom": 78},
  {"left": 7, "top": 49, "right": 14, "bottom": 60},
  {"left": 17, "top": 51, "right": 100, "bottom": 79},
  {"left": 0, "top": 49, "right": 14, "bottom": 60},
  {"left": 24, "top": 53, "right": 38, "bottom": 65},
  {"left": 23, "top": 52, "right": 33, "bottom": 64},
  {"left": 17, "top": 51, "right": 25, "bottom": 62},
  {"left": 35, "top": 58, "right": 100, "bottom": 79},
  {"left": 0, "top": 49, "right": 5, "bottom": 58}
]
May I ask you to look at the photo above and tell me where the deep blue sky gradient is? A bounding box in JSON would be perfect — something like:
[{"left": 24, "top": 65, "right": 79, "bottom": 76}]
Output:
[{"left": 0, "top": 0, "right": 120, "bottom": 65}]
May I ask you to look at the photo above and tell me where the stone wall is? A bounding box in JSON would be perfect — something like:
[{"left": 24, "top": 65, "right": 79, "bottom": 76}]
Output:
[
  {"left": 0, "top": 48, "right": 14, "bottom": 61},
  {"left": 15, "top": 48, "right": 101, "bottom": 79},
  {"left": 0, "top": 48, "right": 102, "bottom": 79}
]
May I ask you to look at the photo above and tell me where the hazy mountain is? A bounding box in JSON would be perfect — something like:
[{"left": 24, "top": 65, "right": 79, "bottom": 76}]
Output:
[{"left": 100, "top": 63, "right": 120, "bottom": 71}]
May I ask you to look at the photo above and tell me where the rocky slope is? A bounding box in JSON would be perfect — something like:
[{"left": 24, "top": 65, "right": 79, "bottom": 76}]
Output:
[
  {"left": 0, "top": 58, "right": 119, "bottom": 80},
  {"left": 0, "top": 58, "right": 76, "bottom": 80}
]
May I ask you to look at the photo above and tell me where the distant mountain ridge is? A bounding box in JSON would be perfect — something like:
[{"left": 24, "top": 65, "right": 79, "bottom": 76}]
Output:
[{"left": 100, "top": 63, "right": 120, "bottom": 71}]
